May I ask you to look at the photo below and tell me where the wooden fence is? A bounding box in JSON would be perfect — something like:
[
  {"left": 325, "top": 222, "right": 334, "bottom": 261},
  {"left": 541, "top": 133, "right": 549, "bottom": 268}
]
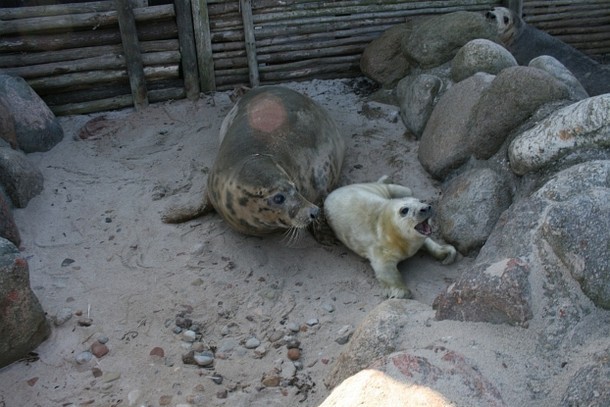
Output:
[{"left": 0, "top": 0, "right": 607, "bottom": 115}]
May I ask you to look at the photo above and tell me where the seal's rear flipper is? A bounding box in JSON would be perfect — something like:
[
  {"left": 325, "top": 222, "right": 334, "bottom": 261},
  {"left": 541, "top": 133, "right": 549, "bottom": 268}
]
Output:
[{"left": 161, "top": 195, "right": 215, "bottom": 223}]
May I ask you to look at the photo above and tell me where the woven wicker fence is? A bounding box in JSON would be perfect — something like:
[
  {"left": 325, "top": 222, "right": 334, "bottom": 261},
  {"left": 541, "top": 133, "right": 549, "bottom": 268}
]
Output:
[{"left": 0, "top": 0, "right": 607, "bottom": 115}]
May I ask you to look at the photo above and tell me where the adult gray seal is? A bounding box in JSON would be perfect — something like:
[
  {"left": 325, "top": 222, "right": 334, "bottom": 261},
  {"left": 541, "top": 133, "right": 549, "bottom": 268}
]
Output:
[
  {"left": 485, "top": 6, "right": 610, "bottom": 96},
  {"left": 324, "top": 177, "right": 457, "bottom": 298},
  {"left": 162, "top": 86, "right": 345, "bottom": 239}
]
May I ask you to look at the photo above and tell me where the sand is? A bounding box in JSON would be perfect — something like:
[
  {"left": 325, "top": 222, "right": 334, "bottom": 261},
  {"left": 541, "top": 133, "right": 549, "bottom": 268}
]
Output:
[{"left": 1, "top": 78, "right": 486, "bottom": 407}]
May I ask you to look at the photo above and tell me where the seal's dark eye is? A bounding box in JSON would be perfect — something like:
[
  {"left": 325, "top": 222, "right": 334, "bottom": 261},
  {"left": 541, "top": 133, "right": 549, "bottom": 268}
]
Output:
[
  {"left": 503, "top": 16, "right": 509, "bottom": 24},
  {"left": 272, "top": 193, "right": 285, "bottom": 205},
  {"left": 399, "top": 207, "right": 409, "bottom": 216}
]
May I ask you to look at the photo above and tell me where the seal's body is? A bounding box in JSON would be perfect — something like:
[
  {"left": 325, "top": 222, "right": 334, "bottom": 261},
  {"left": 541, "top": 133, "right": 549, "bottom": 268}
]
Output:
[
  {"left": 324, "top": 178, "right": 456, "bottom": 298},
  {"left": 164, "top": 86, "right": 345, "bottom": 237},
  {"left": 485, "top": 7, "right": 610, "bottom": 96}
]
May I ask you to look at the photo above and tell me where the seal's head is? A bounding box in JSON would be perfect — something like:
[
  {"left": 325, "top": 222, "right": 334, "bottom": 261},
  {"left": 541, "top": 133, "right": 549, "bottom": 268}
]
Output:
[
  {"left": 383, "top": 197, "right": 433, "bottom": 255},
  {"left": 208, "top": 154, "right": 319, "bottom": 236},
  {"left": 485, "top": 7, "right": 521, "bottom": 45}
]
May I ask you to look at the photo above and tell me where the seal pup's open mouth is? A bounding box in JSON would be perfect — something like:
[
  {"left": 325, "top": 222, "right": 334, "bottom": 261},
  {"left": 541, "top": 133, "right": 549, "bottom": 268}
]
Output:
[{"left": 415, "top": 219, "right": 432, "bottom": 236}]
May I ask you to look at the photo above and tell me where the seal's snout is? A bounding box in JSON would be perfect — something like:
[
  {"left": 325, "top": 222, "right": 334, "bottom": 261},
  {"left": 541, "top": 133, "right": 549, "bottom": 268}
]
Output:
[
  {"left": 309, "top": 206, "right": 320, "bottom": 220},
  {"left": 420, "top": 205, "right": 432, "bottom": 215},
  {"left": 486, "top": 10, "right": 496, "bottom": 20}
]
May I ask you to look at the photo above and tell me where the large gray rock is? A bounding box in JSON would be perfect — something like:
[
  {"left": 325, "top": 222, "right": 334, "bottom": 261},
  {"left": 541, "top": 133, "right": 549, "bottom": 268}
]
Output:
[
  {"left": 435, "top": 160, "right": 610, "bottom": 339},
  {"left": 560, "top": 349, "right": 610, "bottom": 407},
  {"left": 437, "top": 168, "right": 512, "bottom": 256},
  {"left": 529, "top": 55, "right": 589, "bottom": 101},
  {"left": 468, "top": 66, "right": 570, "bottom": 160},
  {"left": 0, "top": 238, "right": 50, "bottom": 368},
  {"left": 321, "top": 348, "right": 506, "bottom": 407},
  {"left": 418, "top": 73, "right": 494, "bottom": 179},
  {"left": 396, "top": 73, "right": 443, "bottom": 138},
  {"left": 451, "top": 38, "right": 517, "bottom": 82},
  {"left": 324, "top": 299, "right": 410, "bottom": 389},
  {"left": 0, "top": 97, "right": 18, "bottom": 149},
  {"left": 402, "top": 11, "right": 497, "bottom": 69},
  {"left": 0, "top": 74, "right": 63, "bottom": 153},
  {"left": 0, "top": 189, "right": 20, "bottom": 247},
  {"left": 360, "top": 24, "right": 411, "bottom": 88},
  {"left": 0, "top": 147, "right": 44, "bottom": 208},
  {"left": 434, "top": 257, "right": 533, "bottom": 326},
  {"left": 509, "top": 94, "right": 610, "bottom": 176}
]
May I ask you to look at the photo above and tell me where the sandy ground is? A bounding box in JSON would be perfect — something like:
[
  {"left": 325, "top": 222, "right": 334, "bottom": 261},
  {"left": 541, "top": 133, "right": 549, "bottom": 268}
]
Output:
[{"left": 0, "top": 79, "right": 476, "bottom": 407}]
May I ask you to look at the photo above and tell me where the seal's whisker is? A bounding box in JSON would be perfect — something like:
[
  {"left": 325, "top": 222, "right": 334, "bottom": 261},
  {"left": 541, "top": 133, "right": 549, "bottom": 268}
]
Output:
[{"left": 281, "top": 226, "right": 305, "bottom": 247}]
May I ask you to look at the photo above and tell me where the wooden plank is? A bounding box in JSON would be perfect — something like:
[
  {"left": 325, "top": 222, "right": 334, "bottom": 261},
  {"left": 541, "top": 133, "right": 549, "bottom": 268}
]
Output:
[
  {"left": 240, "top": 0, "right": 260, "bottom": 87},
  {"left": 191, "top": 0, "right": 216, "bottom": 92},
  {"left": 174, "top": 0, "right": 201, "bottom": 100},
  {"left": 115, "top": 0, "right": 149, "bottom": 110}
]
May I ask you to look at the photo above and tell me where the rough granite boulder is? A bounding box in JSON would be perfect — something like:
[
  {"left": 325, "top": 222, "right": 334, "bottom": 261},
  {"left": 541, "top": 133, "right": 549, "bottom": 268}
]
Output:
[
  {"left": 401, "top": 11, "right": 497, "bottom": 69},
  {"left": 509, "top": 94, "right": 610, "bottom": 176},
  {"left": 0, "top": 74, "right": 63, "bottom": 153},
  {"left": 396, "top": 74, "right": 443, "bottom": 138},
  {"left": 0, "top": 98, "right": 18, "bottom": 149},
  {"left": 418, "top": 72, "right": 494, "bottom": 179},
  {"left": 451, "top": 38, "right": 517, "bottom": 82},
  {"left": 560, "top": 349, "right": 610, "bottom": 407},
  {"left": 360, "top": 24, "right": 411, "bottom": 88},
  {"left": 437, "top": 168, "right": 512, "bottom": 256},
  {"left": 468, "top": 66, "right": 570, "bottom": 160},
  {"left": 0, "top": 146, "right": 44, "bottom": 208},
  {"left": 0, "top": 238, "right": 50, "bottom": 368}
]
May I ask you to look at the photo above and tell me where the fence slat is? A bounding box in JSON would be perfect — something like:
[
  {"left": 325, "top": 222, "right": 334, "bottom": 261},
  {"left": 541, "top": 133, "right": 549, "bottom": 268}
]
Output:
[
  {"left": 191, "top": 0, "right": 216, "bottom": 91},
  {"left": 240, "top": 0, "right": 260, "bottom": 87},
  {"left": 174, "top": 0, "right": 201, "bottom": 100},
  {"left": 115, "top": 0, "right": 148, "bottom": 110}
]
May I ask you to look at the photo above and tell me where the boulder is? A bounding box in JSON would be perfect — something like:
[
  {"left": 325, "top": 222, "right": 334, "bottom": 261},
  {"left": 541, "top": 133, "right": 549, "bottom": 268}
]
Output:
[
  {"left": 451, "top": 38, "right": 517, "bottom": 82},
  {"left": 360, "top": 24, "right": 411, "bottom": 88},
  {"left": 437, "top": 168, "right": 512, "bottom": 256},
  {"left": 468, "top": 66, "right": 570, "bottom": 160},
  {"left": 509, "top": 94, "right": 610, "bottom": 176},
  {"left": 529, "top": 56, "right": 588, "bottom": 101},
  {"left": 402, "top": 11, "right": 497, "bottom": 69},
  {"left": 0, "top": 98, "right": 18, "bottom": 149},
  {"left": 560, "top": 349, "right": 610, "bottom": 407},
  {"left": 0, "top": 147, "right": 44, "bottom": 208},
  {"left": 0, "top": 238, "right": 50, "bottom": 368},
  {"left": 396, "top": 74, "right": 443, "bottom": 138},
  {"left": 0, "top": 189, "right": 20, "bottom": 247},
  {"left": 0, "top": 74, "right": 63, "bottom": 153},
  {"left": 418, "top": 72, "right": 494, "bottom": 179}
]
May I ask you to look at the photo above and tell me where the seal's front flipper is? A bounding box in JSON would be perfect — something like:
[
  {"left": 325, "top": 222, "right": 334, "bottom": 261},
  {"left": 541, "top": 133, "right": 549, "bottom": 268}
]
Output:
[
  {"left": 161, "top": 193, "right": 215, "bottom": 224},
  {"left": 310, "top": 206, "right": 340, "bottom": 246}
]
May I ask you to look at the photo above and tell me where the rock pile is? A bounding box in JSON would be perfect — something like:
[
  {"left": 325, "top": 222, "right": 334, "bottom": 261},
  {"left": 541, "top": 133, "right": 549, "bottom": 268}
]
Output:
[
  {"left": 0, "top": 73, "right": 63, "bottom": 368},
  {"left": 322, "top": 10, "right": 610, "bottom": 406}
]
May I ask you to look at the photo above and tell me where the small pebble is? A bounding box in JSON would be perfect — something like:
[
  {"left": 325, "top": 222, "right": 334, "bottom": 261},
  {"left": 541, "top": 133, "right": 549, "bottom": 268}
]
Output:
[
  {"left": 216, "top": 389, "right": 228, "bottom": 399},
  {"left": 322, "top": 303, "right": 335, "bottom": 313},
  {"left": 245, "top": 337, "right": 261, "bottom": 349},
  {"left": 77, "top": 317, "right": 93, "bottom": 327},
  {"left": 335, "top": 325, "right": 355, "bottom": 345},
  {"left": 182, "top": 330, "right": 197, "bottom": 342},
  {"left": 127, "top": 389, "right": 141, "bottom": 406},
  {"left": 211, "top": 374, "right": 223, "bottom": 385},
  {"left": 92, "top": 368, "right": 103, "bottom": 378},
  {"left": 54, "top": 307, "right": 73, "bottom": 326},
  {"left": 61, "top": 258, "right": 75, "bottom": 267},
  {"left": 287, "top": 348, "right": 301, "bottom": 361},
  {"left": 91, "top": 342, "right": 109, "bottom": 358},
  {"left": 287, "top": 322, "right": 300, "bottom": 332},
  {"left": 75, "top": 351, "right": 93, "bottom": 364},
  {"left": 172, "top": 326, "right": 182, "bottom": 334},
  {"left": 159, "top": 395, "right": 172, "bottom": 406},
  {"left": 194, "top": 352, "right": 214, "bottom": 367},
  {"left": 97, "top": 335, "right": 109, "bottom": 344},
  {"left": 306, "top": 318, "right": 319, "bottom": 326},
  {"left": 175, "top": 316, "right": 192, "bottom": 329},
  {"left": 293, "top": 361, "right": 303, "bottom": 370},
  {"left": 261, "top": 373, "right": 281, "bottom": 387},
  {"left": 254, "top": 345, "right": 267, "bottom": 358},
  {"left": 149, "top": 347, "right": 165, "bottom": 357},
  {"left": 284, "top": 336, "right": 300, "bottom": 349}
]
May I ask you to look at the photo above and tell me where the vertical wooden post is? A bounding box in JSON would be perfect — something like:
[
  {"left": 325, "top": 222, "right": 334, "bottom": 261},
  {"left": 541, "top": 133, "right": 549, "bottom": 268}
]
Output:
[
  {"left": 240, "top": 0, "right": 259, "bottom": 87},
  {"left": 174, "top": 0, "right": 200, "bottom": 100},
  {"left": 115, "top": 0, "right": 148, "bottom": 110},
  {"left": 191, "top": 0, "right": 216, "bottom": 92},
  {"left": 506, "top": 0, "right": 523, "bottom": 17}
]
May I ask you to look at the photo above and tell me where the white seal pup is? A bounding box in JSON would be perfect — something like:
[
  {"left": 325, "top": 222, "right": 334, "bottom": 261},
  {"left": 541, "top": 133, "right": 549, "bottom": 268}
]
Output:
[{"left": 324, "top": 177, "right": 457, "bottom": 298}]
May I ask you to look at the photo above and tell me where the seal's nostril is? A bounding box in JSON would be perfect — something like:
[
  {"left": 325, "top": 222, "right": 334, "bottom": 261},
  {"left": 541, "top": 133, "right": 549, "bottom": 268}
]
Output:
[
  {"left": 310, "top": 207, "right": 320, "bottom": 219},
  {"left": 420, "top": 205, "right": 432, "bottom": 214}
]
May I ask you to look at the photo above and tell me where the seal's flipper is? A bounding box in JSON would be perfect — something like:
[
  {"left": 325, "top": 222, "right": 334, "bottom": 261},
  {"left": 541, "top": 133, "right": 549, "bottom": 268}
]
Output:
[{"left": 161, "top": 194, "right": 215, "bottom": 224}]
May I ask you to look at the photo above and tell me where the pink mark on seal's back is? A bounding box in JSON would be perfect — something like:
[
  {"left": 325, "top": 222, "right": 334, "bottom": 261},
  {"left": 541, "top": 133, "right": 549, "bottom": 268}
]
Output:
[{"left": 247, "top": 95, "right": 287, "bottom": 133}]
